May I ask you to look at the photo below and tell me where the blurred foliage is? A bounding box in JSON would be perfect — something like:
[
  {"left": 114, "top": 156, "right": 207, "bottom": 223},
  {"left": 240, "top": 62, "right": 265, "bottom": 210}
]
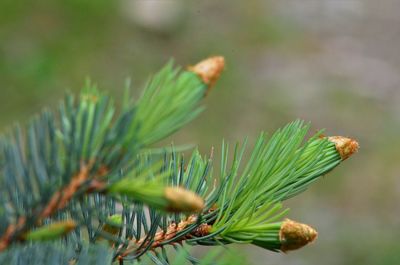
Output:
[{"left": 1, "top": 1, "right": 399, "bottom": 264}]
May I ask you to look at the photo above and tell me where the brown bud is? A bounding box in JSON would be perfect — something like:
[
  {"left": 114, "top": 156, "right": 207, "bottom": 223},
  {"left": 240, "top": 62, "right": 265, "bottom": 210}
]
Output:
[
  {"left": 62, "top": 220, "right": 77, "bottom": 232},
  {"left": 164, "top": 187, "right": 205, "bottom": 213},
  {"left": 188, "top": 56, "right": 225, "bottom": 91},
  {"left": 191, "top": 223, "right": 212, "bottom": 237},
  {"left": 279, "top": 219, "right": 318, "bottom": 252},
  {"left": 328, "top": 136, "right": 359, "bottom": 160}
]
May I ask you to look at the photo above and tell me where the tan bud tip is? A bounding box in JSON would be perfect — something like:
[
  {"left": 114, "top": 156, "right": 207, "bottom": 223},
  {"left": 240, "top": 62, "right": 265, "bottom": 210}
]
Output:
[
  {"left": 188, "top": 56, "right": 225, "bottom": 90},
  {"left": 164, "top": 187, "right": 205, "bottom": 213},
  {"left": 328, "top": 136, "right": 359, "bottom": 160},
  {"left": 49, "top": 220, "right": 77, "bottom": 235},
  {"left": 63, "top": 220, "right": 78, "bottom": 233},
  {"left": 45, "top": 220, "right": 77, "bottom": 233},
  {"left": 279, "top": 219, "right": 318, "bottom": 252}
]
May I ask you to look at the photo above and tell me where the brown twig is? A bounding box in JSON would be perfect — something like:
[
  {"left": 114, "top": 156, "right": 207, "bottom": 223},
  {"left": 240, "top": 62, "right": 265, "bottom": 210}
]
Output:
[
  {"left": 118, "top": 215, "right": 211, "bottom": 260},
  {"left": 0, "top": 217, "right": 26, "bottom": 251}
]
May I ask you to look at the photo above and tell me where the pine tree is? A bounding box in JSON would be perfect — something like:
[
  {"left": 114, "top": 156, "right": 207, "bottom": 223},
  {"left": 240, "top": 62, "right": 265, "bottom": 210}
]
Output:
[{"left": 0, "top": 56, "right": 358, "bottom": 265}]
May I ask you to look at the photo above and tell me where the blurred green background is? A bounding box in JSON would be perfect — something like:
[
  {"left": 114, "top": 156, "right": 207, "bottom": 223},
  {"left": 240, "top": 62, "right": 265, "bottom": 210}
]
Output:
[{"left": 1, "top": 1, "right": 399, "bottom": 264}]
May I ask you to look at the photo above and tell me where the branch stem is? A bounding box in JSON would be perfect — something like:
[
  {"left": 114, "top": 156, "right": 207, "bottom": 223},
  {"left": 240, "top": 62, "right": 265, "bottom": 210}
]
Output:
[{"left": 0, "top": 162, "right": 108, "bottom": 252}]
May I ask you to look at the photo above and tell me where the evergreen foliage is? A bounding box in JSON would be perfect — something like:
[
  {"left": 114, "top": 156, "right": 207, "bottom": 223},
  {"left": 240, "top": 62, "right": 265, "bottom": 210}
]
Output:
[{"left": 0, "top": 56, "right": 358, "bottom": 264}]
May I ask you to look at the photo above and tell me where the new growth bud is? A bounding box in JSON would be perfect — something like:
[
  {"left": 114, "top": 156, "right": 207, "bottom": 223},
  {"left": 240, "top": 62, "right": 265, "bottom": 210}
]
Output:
[
  {"left": 102, "top": 214, "right": 123, "bottom": 236},
  {"left": 165, "top": 187, "right": 205, "bottom": 213},
  {"left": 279, "top": 219, "right": 318, "bottom": 252},
  {"left": 108, "top": 178, "right": 204, "bottom": 213},
  {"left": 25, "top": 220, "right": 77, "bottom": 241},
  {"left": 328, "top": 136, "right": 359, "bottom": 160},
  {"left": 188, "top": 56, "right": 225, "bottom": 91}
]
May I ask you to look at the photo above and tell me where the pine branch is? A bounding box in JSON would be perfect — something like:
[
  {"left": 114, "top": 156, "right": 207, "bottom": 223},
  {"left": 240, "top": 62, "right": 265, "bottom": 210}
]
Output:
[
  {"left": 0, "top": 57, "right": 225, "bottom": 253},
  {"left": 0, "top": 55, "right": 359, "bottom": 265},
  {"left": 205, "top": 121, "right": 358, "bottom": 252},
  {"left": 0, "top": 242, "right": 113, "bottom": 265},
  {"left": 108, "top": 123, "right": 357, "bottom": 261}
]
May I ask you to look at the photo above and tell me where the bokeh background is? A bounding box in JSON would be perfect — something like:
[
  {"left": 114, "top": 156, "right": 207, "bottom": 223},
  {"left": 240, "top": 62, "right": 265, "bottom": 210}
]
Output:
[{"left": 1, "top": 1, "right": 399, "bottom": 264}]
